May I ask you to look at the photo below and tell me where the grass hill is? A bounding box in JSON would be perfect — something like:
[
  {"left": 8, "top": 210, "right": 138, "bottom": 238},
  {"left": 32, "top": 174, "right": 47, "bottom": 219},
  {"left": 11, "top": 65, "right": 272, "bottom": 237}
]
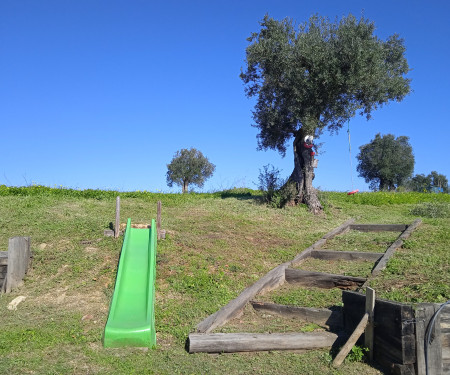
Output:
[{"left": 0, "top": 186, "right": 448, "bottom": 374}]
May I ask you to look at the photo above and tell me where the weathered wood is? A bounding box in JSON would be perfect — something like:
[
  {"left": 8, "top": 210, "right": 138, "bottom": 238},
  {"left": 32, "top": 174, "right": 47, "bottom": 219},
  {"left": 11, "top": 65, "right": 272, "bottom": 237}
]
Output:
[
  {"left": 157, "top": 201, "right": 162, "bottom": 240},
  {"left": 415, "top": 303, "right": 443, "bottom": 375},
  {"left": 310, "top": 250, "right": 384, "bottom": 262},
  {"left": 188, "top": 332, "right": 338, "bottom": 353},
  {"left": 357, "top": 219, "right": 423, "bottom": 291},
  {"left": 285, "top": 269, "right": 366, "bottom": 290},
  {"left": 115, "top": 196, "right": 120, "bottom": 238},
  {"left": 291, "top": 219, "right": 356, "bottom": 266},
  {"left": 250, "top": 301, "right": 343, "bottom": 329},
  {"left": 0, "top": 251, "right": 7, "bottom": 266},
  {"left": 333, "top": 313, "right": 369, "bottom": 367},
  {"left": 365, "top": 287, "right": 376, "bottom": 362},
  {"left": 350, "top": 224, "right": 408, "bottom": 232},
  {"left": 343, "top": 291, "right": 416, "bottom": 365},
  {"left": 196, "top": 262, "right": 290, "bottom": 333},
  {"left": 4, "top": 237, "right": 31, "bottom": 293}
]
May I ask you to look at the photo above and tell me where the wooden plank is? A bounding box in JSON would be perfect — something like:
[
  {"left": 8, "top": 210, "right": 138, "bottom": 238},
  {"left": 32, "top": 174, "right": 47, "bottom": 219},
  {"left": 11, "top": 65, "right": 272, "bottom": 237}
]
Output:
[
  {"left": 0, "top": 251, "right": 7, "bottom": 266},
  {"left": 196, "top": 262, "right": 290, "bottom": 333},
  {"left": 333, "top": 313, "right": 369, "bottom": 367},
  {"left": 310, "top": 250, "right": 384, "bottom": 262},
  {"left": 250, "top": 301, "right": 343, "bottom": 329},
  {"left": 188, "top": 332, "right": 338, "bottom": 353},
  {"left": 285, "top": 269, "right": 366, "bottom": 290},
  {"left": 4, "top": 237, "right": 31, "bottom": 293},
  {"left": 157, "top": 200, "right": 162, "bottom": 240},
  {"left": 365, "top": 287, "right": 375, "bottom": 362},
  {"left": 322, "top": 218, "right": 356, "bottom": 239},
  {"left": 416, "top": 303, "right": 443, "bottom": 375},
  {"left": 350, "top": 224, "right": 408, "bottom": 232},
  {"left": 115, "top": 196, "right": 120, "bottom": 238}
]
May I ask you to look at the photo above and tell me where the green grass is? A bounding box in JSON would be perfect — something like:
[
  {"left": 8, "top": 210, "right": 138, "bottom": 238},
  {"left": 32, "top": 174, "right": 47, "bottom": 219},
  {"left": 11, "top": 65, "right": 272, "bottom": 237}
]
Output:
[{"left": 0, "top": 186, "right": 448, "bottom": 374}]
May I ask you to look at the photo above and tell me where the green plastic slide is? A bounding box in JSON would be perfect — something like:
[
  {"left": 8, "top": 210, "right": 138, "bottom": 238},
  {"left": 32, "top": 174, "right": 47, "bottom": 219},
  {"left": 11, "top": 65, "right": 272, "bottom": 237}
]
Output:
[{"left": 103, "top": 218, "right": 157, "bottom": 348}]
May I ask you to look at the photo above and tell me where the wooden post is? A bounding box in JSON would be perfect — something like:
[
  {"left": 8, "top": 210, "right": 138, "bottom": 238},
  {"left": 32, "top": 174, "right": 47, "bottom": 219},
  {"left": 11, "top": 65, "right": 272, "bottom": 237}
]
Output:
[
  {"left": 365, "top": 287, "right": 376, "bottom": 362},
  {"left": 333, "top": 288, "right": 374, "bottom": 368},
  {"left": 115, "top": 196, "right": 120, "bottom": 238},
  {"left": 4, "top": 237, "right": 31, "bottom": 293},
  {"left": 157, "top": 201, "right": 162, "bottom": 240}
]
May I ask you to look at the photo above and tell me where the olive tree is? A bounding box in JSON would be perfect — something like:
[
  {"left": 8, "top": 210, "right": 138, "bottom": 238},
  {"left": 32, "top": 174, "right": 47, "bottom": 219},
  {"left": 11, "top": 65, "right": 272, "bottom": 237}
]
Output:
[
  {"left": 240, "top": 14, "right": 410, "bottom": 213},
  {"left": 356, "top": 133, "right": 414, "bottom": 191},
  {"left": 166, "top": 148, "right": 215, "bottom": 193}
]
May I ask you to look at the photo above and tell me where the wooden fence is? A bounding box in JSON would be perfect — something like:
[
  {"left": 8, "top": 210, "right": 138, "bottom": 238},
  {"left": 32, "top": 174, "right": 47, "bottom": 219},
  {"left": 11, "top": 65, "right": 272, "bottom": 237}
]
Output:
[{"left": 343, "top": 291, "right": 450, "bottom": 375}]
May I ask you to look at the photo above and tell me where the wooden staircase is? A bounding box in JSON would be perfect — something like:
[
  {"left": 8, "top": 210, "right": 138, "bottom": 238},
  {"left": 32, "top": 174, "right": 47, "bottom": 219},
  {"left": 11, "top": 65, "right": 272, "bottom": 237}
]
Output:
[{"left": 189, "top": 219, "right": 422, "bottom": 353}]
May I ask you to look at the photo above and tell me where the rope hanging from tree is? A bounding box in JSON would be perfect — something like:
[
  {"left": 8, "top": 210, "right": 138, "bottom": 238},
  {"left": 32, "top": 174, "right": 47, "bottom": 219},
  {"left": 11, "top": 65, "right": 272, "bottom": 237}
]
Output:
[{"left": 347, "top": 122, "right": 359, "bottom": 195}]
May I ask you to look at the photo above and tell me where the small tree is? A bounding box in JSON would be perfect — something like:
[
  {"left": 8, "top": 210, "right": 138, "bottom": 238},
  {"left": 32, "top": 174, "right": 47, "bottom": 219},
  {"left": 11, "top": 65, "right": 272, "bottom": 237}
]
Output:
[
  {"left": 356, "top": 133, "right": 414, "bottom": 191},
  {"left": 166, "top": 148, "right": 215, "bottom": 193},
  {"left": 407, "top": 171, "right": 448, "bottom": 193}
]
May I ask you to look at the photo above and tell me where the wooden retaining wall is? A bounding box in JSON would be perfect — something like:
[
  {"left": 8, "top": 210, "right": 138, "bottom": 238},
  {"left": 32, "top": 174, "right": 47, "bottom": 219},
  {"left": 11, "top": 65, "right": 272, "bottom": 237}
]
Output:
[{"left": 343, "top": 291, "right": 450, "bottom": 375}]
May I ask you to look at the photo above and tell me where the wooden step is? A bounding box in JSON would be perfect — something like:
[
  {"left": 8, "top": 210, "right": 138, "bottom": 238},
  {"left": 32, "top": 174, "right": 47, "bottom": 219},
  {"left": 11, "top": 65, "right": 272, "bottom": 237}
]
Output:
[
  {"left": 350, "top": 224, "right": 407, "bottom": 232},
  {"left": 285, "top": 269, "right": 366, "bottom": 290},
  {"left": 310, "top": 250, "right": 384, "bottom": 262},
  {"left": 188, "top": 332, "right": 338, "bottom": 353}
]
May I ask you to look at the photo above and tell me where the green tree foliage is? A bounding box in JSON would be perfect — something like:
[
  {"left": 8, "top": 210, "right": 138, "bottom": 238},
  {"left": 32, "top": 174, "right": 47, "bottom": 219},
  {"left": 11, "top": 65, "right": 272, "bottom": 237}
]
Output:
[
  {"left": 407, "top": 171, "right": 448, "bottom": 193},
  {"left": 356, "top": 133, "right": 414, "bottom": 191},
  {"left": 240, "top": 14, "right": 410, "bottom": 213},
  {"left": 166, "top": 148, "right": 215, "bottom": 193}
]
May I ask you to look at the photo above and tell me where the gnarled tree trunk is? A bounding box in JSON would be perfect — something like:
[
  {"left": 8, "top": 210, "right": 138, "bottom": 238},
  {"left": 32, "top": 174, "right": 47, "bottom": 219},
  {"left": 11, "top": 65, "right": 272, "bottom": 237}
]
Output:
[{"left": 289, "top": 130, "right": 323, "bottom": 214}]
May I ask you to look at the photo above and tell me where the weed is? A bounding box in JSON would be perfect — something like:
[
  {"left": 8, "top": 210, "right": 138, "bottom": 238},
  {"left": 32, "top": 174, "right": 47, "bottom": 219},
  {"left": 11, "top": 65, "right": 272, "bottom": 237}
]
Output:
[{"left": 346, "top": 345, "right": 369, "bottom": 363}]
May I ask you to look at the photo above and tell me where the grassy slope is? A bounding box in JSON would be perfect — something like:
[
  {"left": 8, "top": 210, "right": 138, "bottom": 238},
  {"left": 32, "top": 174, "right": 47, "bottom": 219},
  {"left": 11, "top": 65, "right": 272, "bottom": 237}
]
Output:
[{"left": 0, "top": 187, "right": 448, "bottom": 374}]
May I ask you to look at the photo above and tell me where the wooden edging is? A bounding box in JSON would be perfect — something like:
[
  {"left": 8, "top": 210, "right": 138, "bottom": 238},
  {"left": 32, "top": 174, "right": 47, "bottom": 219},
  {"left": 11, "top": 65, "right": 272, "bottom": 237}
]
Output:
[
  {"left": 350, "top": 224, "right": 408, "bottom": 232},
  {"left": 1, "top": 237, "right": 32, "bottom": 294},
  {"left": 188, "top": 332, "right": 338, "bottom": 353},
  {"left": 196, "top": 219, "right": 355, "bottom": 334},
  {"left": 250, "top": 301, "right": 343, "bottom": 329},
  {"left": 285, "top": 269, "right": 366, "bottom": 290}
]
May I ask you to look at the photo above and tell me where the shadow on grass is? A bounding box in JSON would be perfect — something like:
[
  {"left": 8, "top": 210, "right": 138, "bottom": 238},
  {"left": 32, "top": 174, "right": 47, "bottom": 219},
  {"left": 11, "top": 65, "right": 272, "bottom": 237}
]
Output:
[{"left": 219, "top": 188, "right": 264, "bottom": 202}]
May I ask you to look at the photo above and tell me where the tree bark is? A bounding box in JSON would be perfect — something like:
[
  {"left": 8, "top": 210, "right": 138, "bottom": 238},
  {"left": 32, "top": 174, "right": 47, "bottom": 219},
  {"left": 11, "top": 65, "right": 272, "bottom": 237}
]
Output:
[
  {"left": 182, "top": 180, "right": 188, "bottom": 193},
  {"left": 289, "top": 130, "right": 323, "bottom": 214}
]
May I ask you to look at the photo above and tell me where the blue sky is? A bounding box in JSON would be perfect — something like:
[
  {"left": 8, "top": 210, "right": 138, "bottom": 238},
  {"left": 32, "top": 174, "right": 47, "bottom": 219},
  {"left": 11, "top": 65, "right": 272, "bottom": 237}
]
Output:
[{"left": 1, "top": 0, "right": 449, "bottom": 193}]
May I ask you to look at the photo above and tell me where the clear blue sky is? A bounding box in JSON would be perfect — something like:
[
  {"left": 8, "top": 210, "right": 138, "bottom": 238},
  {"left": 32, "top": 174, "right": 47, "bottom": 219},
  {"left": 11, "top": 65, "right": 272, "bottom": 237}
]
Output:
[{"left": 1, "top": 0, "right": 449, "bottom": 193}]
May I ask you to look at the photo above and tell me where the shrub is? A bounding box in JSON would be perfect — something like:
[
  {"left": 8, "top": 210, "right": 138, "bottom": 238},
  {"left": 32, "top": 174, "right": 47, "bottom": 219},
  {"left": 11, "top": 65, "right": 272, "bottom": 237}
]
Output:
[{"left": 410, "top": 202, "right": 450, "bottom": 218}]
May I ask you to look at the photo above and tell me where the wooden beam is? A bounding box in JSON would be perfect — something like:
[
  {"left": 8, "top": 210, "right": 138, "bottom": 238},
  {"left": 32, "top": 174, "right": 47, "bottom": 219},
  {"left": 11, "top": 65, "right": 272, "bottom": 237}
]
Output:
[
  {"left": 0, "top": 251, "right": 7, "bottom": 266},
  {"left": 364, "top": 287, "right": 375, "bottom": 362},
  {"left": 115, "top": 196, "right": 120, "bottom": 238},
  {"left": 350, "top": 224, "right": 408, "bottom": 232},
  {"left": 188, "top": 332, "right": 338, "bottom": 353},
  {"left": 4, "top": 237, "right": 31, "bottom": 293},
  {"left": 250, "top": 301, "right": 343, "bottom": 329},
  {"left": 333, "top": 313, "right": 369, "bottom": 367},
  {"left": 196, "top": 262, "right": 290, "bottom": 333},
  {"left": 310, "top": 250, "right": 384, "bottom": 262},
  {"left": 285, "top": 269, "right": 366, "bottom": 290}
]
